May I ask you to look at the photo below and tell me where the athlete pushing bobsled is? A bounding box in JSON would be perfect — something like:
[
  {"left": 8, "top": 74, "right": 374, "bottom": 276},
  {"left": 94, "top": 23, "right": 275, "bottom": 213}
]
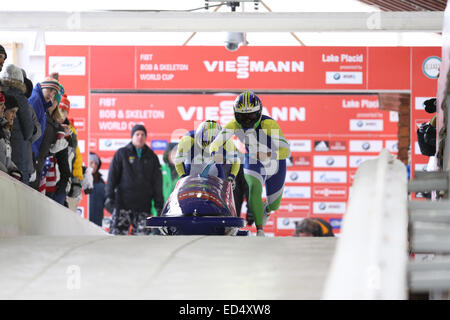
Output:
[
  {"left": 209, "top": 91, "right": 290, "bottom": 237},
  {"left": 146, "top": 120, "right": 245, "bottom": 235},
  {"left": 174, "top": 119, "right": 240, "bottom": 183}
]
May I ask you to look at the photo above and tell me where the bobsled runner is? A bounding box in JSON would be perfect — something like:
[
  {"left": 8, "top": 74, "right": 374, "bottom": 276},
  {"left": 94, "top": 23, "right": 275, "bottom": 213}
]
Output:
[{"left": 146, "top": 172, "right": 247, "bottom": 235}]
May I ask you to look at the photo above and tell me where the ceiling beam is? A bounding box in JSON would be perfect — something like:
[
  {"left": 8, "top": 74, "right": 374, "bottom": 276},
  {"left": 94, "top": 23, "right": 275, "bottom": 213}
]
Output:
[{"left": 0, "top": 11, "right": 444, "bottom": 32}]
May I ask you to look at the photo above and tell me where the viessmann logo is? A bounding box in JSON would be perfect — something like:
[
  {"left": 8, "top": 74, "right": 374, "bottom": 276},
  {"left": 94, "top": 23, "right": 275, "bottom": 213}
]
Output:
[{"left": 203, "top": 56, "right": 305, "bottom": 79}]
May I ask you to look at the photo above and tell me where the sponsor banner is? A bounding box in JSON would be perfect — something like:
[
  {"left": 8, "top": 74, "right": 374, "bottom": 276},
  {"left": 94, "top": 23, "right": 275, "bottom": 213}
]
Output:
[
  {"left": 415, "top": 96, "right": 434, "bottom": 110},
  {"left": 48, "top": 56, "right": 86, "bottom": 76},
  {"left": 314, "top": 141, "right": 329, "bottom": 152},
  {"left": 326, "top": 71, "right": 363, "bottom": 84},
  {"left": 313, "top": 155, "right": 347, "bottom": 168},
  {"left": 385, "top": 140, "right": 399, "bottom": 153},
  {"left": 313, "top": 186, "right": 347, "bottom": 199},
  {"left": 151, "top": 140, "right": 168, "bottom": 151},
  {"left": 276, "top": 217, "right": 304, "bottom": 230},
  {"left": 78, "top": 140, "right": 85, "bottom": 154},
  {"left": 282, "top": 186, "right": 311, "bottom": 199},
  {"left": 313, "top": 202, "right": 347, "bottom": 214},
  {"left": 389, "top": 111, "right": 399, "bottom": 122},
  {"left": 329, "top": 218, "right": 343, "bottom": 229},
  {"left": 349, "top": 119, "right": 383, "bottom": 131},
  {"left": 289, "top": 156, "right": 311, "bottom": 167},
  {"left": 289, "top": 140, "right": 311, "bottom": 152},
  {"left": 330, "top": 141, "right": 347, "bottom": 151},
  {"left": 349, "top": 155, "right": 378, "bottom": 168},
  {"left": 285, "top": 171, "right": 311, "bottom": 183},
  {"left": 422, "top": 56, "right": 441, "bottom": 79},
  {"left": 349, "top": 140, "right": 383, "bottom": 153},
  {"left": 98, "top": 138, "right": 130, "bottom": 151},
  {"left": 72, "top": 118, "right": 86, "bottom": 132},
  {"left": 67, "top": 96, "right": 86, "bottom": 109},
  {"left": 313, "top": 171, "right": 347, "bottom": 184},
  {"left": 277, "top": 201, "right": 311, "bottom": 214}
]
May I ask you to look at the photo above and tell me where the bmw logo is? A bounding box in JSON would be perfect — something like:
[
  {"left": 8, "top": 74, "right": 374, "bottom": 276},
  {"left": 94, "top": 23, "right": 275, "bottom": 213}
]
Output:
[
  {"left": 290, "top": 172, "right": 299, "bottom": 181},
  {"left": 319, "top": 203, "right": 327, "bottom": 210},
  {"left": 357, "top": 120, "right": 364, "bottom": 127},
  {"left": 326, "top": 157, "right": 335, "bottom": 166},
  {"left": 362, "top": 142, "right": 370, "bottom": 150},
  {"left": 333, "top": 73, "right": 341, "bottom": 80},
  {"left": 105, "top": 140, "right": 112, "bottom": 147}
]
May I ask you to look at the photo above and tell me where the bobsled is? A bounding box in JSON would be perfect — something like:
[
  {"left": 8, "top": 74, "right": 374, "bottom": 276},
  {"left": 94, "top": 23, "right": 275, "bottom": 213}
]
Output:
[{"left": 146, "top": 174, "right": 247, "bottom": 235}]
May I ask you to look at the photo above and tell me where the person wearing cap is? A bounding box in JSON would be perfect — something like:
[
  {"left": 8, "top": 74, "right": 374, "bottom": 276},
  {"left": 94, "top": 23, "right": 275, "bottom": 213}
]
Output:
[
  {"left": 293, "top": 218, "right": 334, "bottom": 237},
  {"left": 57, "top": 95, "right": 85, "bottom": 209},
  {"left": 29, "top": 76, "right": 61, "bottom": 158},
  {"left": 0, "top": 94, "right": 22, "bottom": 180},
  {"left": 105, "top": 124, "right": 163, "bottom": 235},
  {"left": 88, "top": 152, "right": 106, "bottom": 227},
  {"left": 0, "top": 45, "right": 7, "bottom": 73},
  {"left": 0, "top": 64, "right": 34, "bottom": 184},
  {"left": 29, "top": 96, "right": 69, "bottom": 194}
]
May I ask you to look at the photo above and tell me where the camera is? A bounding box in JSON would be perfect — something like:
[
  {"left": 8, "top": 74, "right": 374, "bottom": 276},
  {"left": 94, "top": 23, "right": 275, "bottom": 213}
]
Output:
[{"left": 224, "top": 32, "right": 245, "bottom": 52}]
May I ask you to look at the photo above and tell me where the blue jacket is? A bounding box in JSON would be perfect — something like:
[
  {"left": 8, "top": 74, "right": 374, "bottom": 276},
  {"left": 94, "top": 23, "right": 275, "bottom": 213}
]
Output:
[{"left": 29, "top": 83, "right": 53, "bottom": 157}]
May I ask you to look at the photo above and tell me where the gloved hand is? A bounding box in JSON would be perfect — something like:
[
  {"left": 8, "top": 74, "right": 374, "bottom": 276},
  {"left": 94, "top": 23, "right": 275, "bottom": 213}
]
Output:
[
  {"left": 246, "top": 211, "right": 255, "bottom": 226},
  {"left": 29, "top": 170, "right": 36, "bottom": 182},
  {"left": 104, "top": 197, "right": 115, "bottom": 213},
  {"left": 49, "top": 138, "right": 68, "bottom": 153},
  {"left": 68, "top": 177, "right": 82, "bottom": 198},
  {"left": 227, "top": 174, "right": 236, "bottom": 190}
]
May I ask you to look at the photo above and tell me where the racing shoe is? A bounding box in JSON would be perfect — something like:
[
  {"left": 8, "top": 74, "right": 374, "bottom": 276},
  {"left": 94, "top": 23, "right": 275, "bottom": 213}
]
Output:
[
  {"left": 262, "top": 203, "right": 271, "bottom": 227},
  {"left": 256, "top": 229, "right": 265, "bottom": 237}
]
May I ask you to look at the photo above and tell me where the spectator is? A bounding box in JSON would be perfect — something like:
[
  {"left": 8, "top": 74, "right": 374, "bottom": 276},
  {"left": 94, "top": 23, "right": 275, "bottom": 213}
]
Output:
[
  {"left": 88, "top": 152, "right": 105, "bottom": 227},
  {"left": 155, "top": 142, "right": 179, "bottom": 212},
  {"left": 0, "top": 94, "right": 22, "bottom": 180},
  {"left": 30, "top": 103, "right": 69, "bottom": 196},
  {"left": 0, "top": 64, "right": 34, "bottom": 184},
  {"left": 29, "top": 76, "right": 60, "bottom": 158},
  {"left": 21, "top": 69, "right": 42, "bottom": 184},
  {"left": 0, "top": 45, "right": 6, "bottom": 72},
  {"left": 105, "top": 124, "right": 163, "bottom": 235},
  {"left": 293, "top": 218, "right": 334, "bottom": 237},
  {"left": 57, "top": 96, "right": 84, "bottom": 210}
]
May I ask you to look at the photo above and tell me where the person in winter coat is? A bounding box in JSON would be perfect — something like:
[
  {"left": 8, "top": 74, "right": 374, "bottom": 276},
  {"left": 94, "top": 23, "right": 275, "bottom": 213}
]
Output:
[
  {"left": 150, "top": 142, "right": 179, "bottom": 216},
  {"left": 105, "top": 124, "right": 163, "bottom": 235},
  {"left": 0, "top": 64, "right": 34, "bottom": 184},
  {"left": 0, "top": 94, "right": 22, "bottom": 180},
  {"left": 57, "top": 95, "right": 84, "bottom": 210},
  {"left": 29, "top": 77, "right": 60, "bottom": 158},
  {"left": 30, "top": 105, "right": 69, "bottom": 197},
  {"left": 88, "top": 152, "right": 105, "bottom": 227},
  {"left": 21, "top": 69, "right": 42, "bottom": 183}
]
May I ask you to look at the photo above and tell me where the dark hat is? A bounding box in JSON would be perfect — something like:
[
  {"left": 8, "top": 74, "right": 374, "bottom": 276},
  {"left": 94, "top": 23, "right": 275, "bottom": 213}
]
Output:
[
  {"left": 4, "top": 94, "right": 18, "bottom": 110},
  {"left": 424, "top": 98, "right": 436, "bottom": 114},
  {"left": 131, "top": 124, "right": 147, "bottom": 137},
  {"left": 21, "top": 69, "right": 34, "bottom": 98},
  {"left": 0, "top": 45, "right": 7, "bottom": 59}
]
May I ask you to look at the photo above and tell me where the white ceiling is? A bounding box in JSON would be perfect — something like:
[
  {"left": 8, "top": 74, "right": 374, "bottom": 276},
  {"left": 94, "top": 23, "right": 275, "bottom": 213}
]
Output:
[{"left": 0, "top": 0, "right": 443, "bottom": 46}]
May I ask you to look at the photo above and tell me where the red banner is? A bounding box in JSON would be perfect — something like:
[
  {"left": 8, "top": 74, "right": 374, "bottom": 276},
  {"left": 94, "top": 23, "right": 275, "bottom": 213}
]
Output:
[{"left": 45, "top": 45, "right": 441, "bottom": 236}]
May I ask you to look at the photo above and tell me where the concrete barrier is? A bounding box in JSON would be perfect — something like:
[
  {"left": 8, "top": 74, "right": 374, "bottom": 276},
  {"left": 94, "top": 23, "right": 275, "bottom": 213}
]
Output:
[
  {"left": 0, "top": 171, "right": 107, "bottom": 236},
  {"left": 322, "top": 149, "right": 408, "bottom": 299}
]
